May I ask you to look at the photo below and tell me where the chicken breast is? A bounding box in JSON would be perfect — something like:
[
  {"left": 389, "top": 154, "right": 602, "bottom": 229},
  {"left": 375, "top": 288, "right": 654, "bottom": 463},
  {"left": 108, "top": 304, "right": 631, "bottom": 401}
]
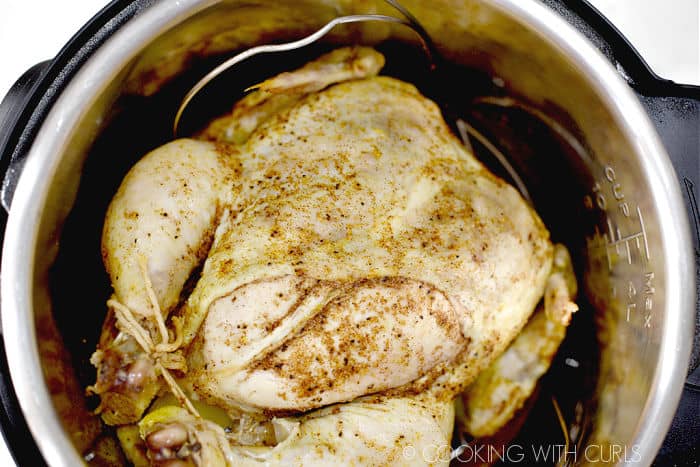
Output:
[
  {"left": 187, "top": 276, "right": 465, "bottom": 413},
  {"left": 91, "top": 46, "right": 562, "bottom": 465}
]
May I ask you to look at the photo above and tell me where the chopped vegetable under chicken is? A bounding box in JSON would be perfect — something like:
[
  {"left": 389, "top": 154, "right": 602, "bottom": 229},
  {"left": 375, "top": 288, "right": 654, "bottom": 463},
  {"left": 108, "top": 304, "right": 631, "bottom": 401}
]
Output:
[{"left": 89, "top": 46, "right": 577, "bottom": 466}]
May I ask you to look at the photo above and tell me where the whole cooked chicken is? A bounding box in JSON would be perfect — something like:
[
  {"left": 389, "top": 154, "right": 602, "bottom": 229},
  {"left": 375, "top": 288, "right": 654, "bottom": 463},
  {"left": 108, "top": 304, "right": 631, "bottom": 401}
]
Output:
[{"left": 88, "top": 47, "right": 577, "bottom": 466}]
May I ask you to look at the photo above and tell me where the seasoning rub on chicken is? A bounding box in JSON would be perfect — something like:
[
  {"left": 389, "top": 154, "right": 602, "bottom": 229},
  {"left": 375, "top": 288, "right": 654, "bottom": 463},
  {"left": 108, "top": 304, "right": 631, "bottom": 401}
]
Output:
[{"left": 89, "top": 46, "right": 577, "bottom": 466}]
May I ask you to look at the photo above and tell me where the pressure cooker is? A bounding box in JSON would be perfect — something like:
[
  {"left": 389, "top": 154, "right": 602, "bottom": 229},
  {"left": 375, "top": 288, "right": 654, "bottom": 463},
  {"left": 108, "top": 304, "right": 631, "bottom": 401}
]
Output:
[{"left": 0, "top": 0, "right": 697, "bottom": 465}]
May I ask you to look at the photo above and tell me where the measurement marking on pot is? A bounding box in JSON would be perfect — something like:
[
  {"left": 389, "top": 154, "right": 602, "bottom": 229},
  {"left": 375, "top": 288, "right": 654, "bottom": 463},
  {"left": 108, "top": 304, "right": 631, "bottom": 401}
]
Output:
[
  {"left": 589, "top": 166, "right": 632, "bottom": 217},
  {"left": 589, "top": 213, "right": 650, "bottom": 271},
  {"left": 585, "top": 165, "right": 654, "bottom": 328},
  {"left": 605, "top": 206, "right": 650, "bottom": 267},
  {"left": 589, "top": 214, "right": 654, "bottom": 326},
  {"left": 625, "top": 273, "right": 655, "bottom": 326}
]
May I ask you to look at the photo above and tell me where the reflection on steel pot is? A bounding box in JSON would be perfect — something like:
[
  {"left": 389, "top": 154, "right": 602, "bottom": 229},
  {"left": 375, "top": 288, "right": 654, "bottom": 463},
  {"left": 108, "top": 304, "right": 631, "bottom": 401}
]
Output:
[{"left": 0, "top": 0, "right": 696, "bottom": 466}]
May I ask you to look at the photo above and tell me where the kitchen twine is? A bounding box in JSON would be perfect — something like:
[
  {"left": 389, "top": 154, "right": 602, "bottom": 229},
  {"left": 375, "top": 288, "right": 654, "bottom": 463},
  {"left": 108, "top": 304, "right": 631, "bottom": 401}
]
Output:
[{"left": 105, "top": 255, "right": 200, "bottom": 418}]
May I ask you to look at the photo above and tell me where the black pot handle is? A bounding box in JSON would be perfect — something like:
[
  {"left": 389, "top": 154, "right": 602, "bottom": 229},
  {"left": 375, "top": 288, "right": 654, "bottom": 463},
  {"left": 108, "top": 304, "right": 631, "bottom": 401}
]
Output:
[
  {"left": 0, "top": 62, "right": 50, "bottom": 155},
  {"left": 544, "top": 0, "right": 700, "bottom": 375},
  {"left": 0, "top": 61, "right": 51, "bottom": 214},
  {"left": 549, "top": 0, "right": 700, "bottom": 96}
]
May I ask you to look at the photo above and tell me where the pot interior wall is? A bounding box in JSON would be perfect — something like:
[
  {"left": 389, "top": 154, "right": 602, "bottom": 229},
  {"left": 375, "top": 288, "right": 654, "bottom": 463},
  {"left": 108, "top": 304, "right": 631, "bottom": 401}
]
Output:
[{"left": 28, "top": 0, "right": 668, "bottom": 464}]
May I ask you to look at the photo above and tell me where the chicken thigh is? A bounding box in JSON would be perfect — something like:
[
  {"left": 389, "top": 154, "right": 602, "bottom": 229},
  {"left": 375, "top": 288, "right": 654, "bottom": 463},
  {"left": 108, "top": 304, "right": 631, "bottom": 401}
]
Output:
[{"left": 91, "top": 47, "right": 564, "bottom": 466}]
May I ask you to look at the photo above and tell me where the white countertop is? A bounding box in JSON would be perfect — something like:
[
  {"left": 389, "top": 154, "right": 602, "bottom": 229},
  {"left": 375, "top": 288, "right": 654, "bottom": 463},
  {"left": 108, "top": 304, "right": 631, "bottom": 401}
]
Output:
[{"left": 0, "top": 1, "right": 697, "bottom": 466}]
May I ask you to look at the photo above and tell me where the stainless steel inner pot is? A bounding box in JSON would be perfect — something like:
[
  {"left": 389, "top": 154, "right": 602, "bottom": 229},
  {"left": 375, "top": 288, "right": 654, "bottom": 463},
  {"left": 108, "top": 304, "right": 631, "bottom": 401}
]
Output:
[{"left": 1, "top": 0, "right": 694, "bottom": 466}]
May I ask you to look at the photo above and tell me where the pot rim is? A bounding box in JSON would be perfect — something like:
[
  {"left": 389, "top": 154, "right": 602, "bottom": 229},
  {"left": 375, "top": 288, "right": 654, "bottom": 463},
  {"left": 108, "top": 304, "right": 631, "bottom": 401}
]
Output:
[{"left": 1, "top": 0, "right": 694, "bottom": 465}]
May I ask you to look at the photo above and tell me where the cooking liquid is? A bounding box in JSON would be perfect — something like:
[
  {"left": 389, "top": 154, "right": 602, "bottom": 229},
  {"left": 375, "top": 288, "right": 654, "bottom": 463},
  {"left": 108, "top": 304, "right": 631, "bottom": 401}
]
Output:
[{"left": 50, "top": 41, "right": 599, "bottom": 466}]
